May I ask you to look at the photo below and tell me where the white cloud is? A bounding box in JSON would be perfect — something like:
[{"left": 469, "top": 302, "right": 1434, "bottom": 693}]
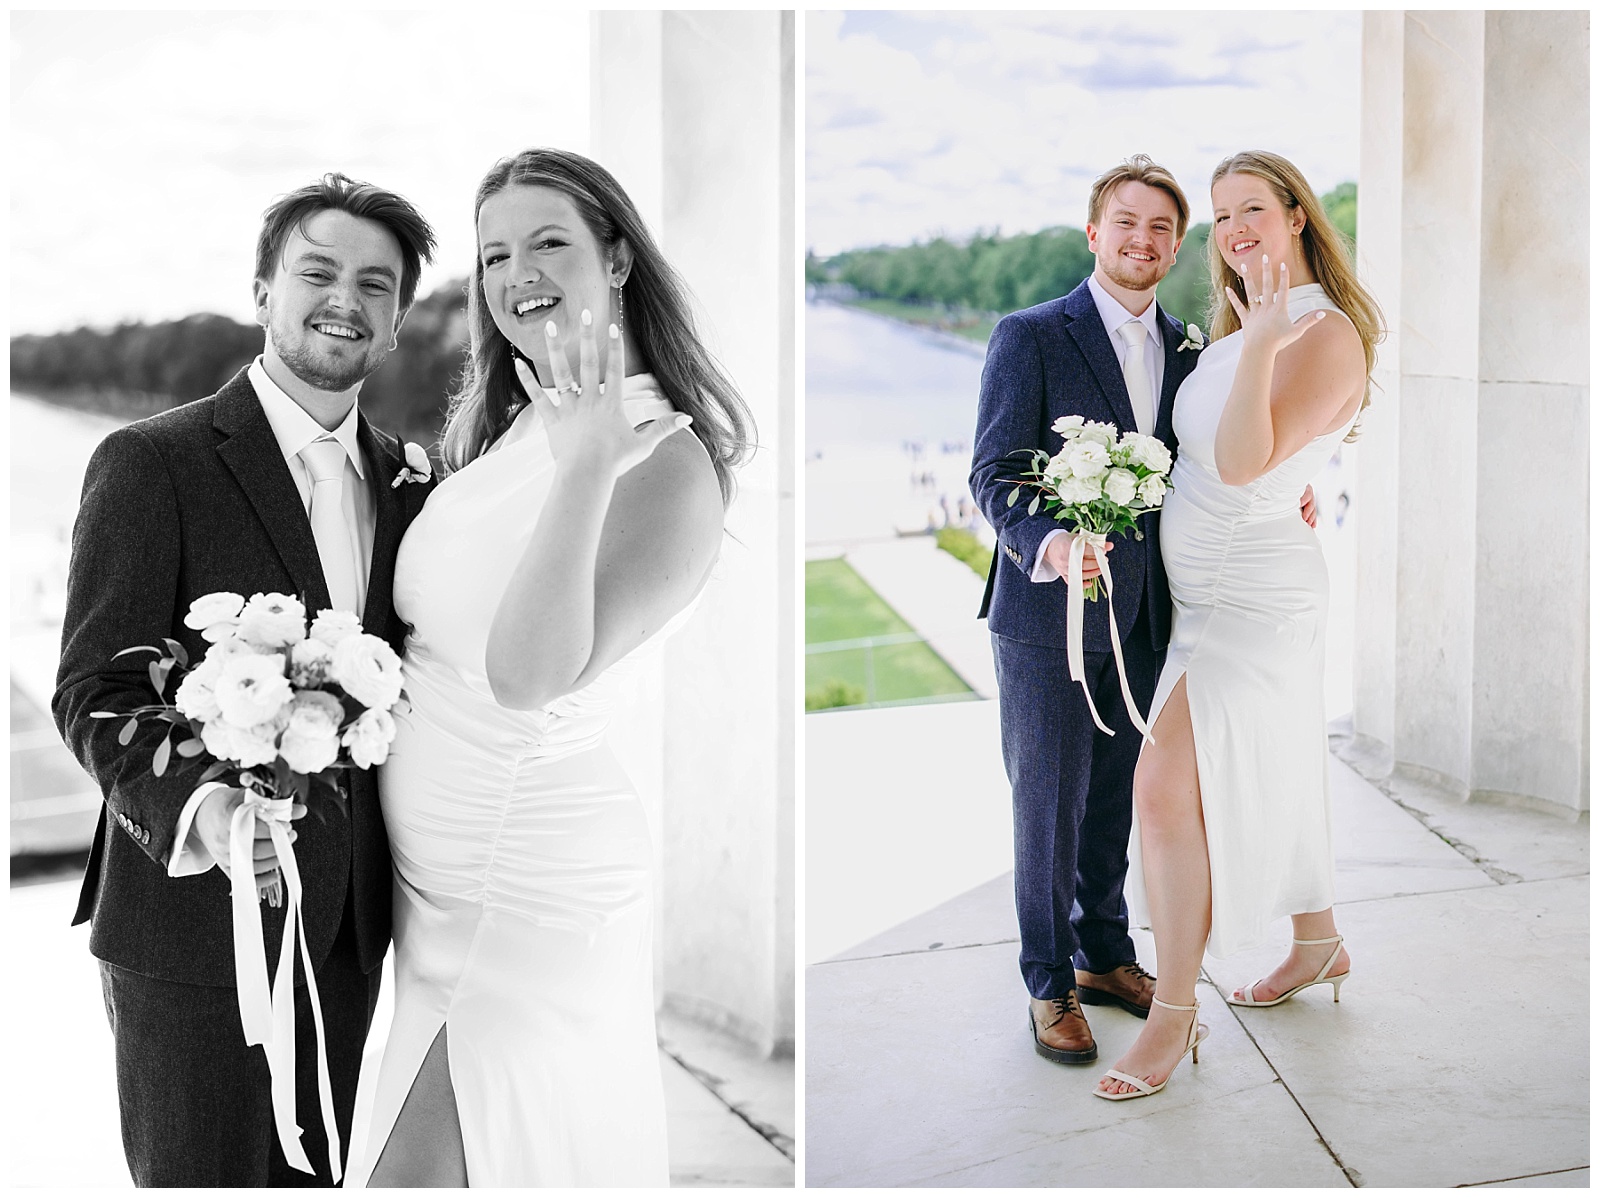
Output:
[
  {"left": 807, "top": 10, "right": 1361, "bottom": 255},
  {"left": 10, "top": 11, "right": 590, "bottom": 334}
]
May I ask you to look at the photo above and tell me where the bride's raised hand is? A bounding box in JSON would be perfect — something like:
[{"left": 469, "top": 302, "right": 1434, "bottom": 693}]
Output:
[
  {"left": 1226, "top": 253, "right": 1324, "bottom": 354},
  {"left": 516, "top": 309, "right": 690, "bottom": 479}
]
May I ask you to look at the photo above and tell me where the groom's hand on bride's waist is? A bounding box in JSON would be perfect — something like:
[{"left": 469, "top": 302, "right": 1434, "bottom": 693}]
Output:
[
  {"left": 1039, "top": 533, "right": 1112, "bottom": 585},
  {"left": 191, "top": 787, "right": 307, "bottom": 881}
]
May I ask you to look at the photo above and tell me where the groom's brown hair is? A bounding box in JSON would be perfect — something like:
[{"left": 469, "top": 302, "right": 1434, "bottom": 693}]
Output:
[{"left": 1087, "top": 155, "right": 1190, "bottom": 243}]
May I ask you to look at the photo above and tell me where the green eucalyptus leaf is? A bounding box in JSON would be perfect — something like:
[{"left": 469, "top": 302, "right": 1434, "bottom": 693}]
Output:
[
  {"left": 1007, "top": 487, "right": 1021, "bottom": 508},
  {"left": 199, "top": 760, "right": 229, "bottom": 784},
  {"left": 117, "top": 717, "right": 139, "bottom": 747},
  {"left": 176, "top": 739, "right": 205, "bottom": 758},
  {"left": 1027, "top": 495, "right": 1040, "bottom": 516},
  {"left": 152, "top": 735, "right": 172, "bottom": 778},
  {"left": 113, "top": 646, "right": 161, "bottom": 661},
  {"left": 162, "top": 639, "right": 189, "bottom": 668}
]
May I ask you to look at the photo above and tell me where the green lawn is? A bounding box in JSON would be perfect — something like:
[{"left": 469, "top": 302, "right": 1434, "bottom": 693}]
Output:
[{"left": 805, "top": 558, "right": 974, "bottom": 709}]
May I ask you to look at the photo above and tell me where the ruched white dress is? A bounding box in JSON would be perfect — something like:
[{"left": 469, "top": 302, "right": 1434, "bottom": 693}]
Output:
[
  {"left": 1130, "top": 285, "right": 1355, "bottom": 959},
  {"left": 345, "top": 375, "right": 684, "bottom": 1187}
]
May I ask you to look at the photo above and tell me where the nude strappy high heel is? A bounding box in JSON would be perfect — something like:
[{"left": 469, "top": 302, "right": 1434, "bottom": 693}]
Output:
[
  {"left": 1093, "top": 996, "right": 1208, "bottom": 1101},
  {"left": 1228, "top": 934, "right": 1349, "bottom": 1007}
]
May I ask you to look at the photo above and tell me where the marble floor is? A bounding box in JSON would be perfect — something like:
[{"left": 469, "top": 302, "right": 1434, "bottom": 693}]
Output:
[{"left": 805, "top": 750, "right": 1589, "bottom": 1188}]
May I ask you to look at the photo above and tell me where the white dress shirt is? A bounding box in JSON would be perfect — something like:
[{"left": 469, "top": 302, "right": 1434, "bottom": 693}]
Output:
[
  {"left": 168, "top": 359, "right": 378, "bottom": 876},
  {"left": 1031, "top": 276, "right": 1166, "bottom": 583}
]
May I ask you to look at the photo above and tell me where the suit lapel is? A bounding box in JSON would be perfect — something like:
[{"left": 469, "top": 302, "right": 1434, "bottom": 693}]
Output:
[
  {"left": 1063, "top": 284, "right": 1138, "bottom": 433},
  {"left": 1154, "top": 302, "right": 1186, "bottom": 444},
  {"left": 212, "top": 372, "right": 331, "bottom": 611},
  {"left": 358, "top": 416, "right": 405, "bottom": 635}
]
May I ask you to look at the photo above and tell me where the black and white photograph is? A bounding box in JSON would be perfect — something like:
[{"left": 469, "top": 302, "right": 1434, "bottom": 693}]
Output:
[
  {"left": 803, "top": 9, "right": 1588, "bottom": 1188},
  {"left": 12, "top": 10, "right": 794, "bottom": 1187}
]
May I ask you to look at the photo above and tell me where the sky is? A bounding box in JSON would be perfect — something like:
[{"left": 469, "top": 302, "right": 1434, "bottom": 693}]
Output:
[
  {"left": 10, "top": 11, "right": 590, "bottom": 335},
  {"left": 806, "top": 10, "right": 1362, "bottom": 256}
]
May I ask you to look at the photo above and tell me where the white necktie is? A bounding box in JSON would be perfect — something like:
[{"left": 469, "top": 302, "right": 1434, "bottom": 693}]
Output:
[
  {"left": 300, "top": 438, "right": 361, "bottom": 616},
  {"left": 1118, "top": 320, "right": 1153, "bottom": 435}
]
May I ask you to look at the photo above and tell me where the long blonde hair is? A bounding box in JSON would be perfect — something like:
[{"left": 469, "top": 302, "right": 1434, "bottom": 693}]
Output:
[
  {"left": 439, "top": 149, "right": 755, "bottom": 505},
  {"left": 1205, "top": 151, "right": 1384, "bottom": 441}
]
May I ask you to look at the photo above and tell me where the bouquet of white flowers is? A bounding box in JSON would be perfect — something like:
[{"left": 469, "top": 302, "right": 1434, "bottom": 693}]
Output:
[
  {"left": 92, "top": 591, "right": 405, "bottom": 1182},
  {"left": 1005, "top": 418, "right": 1175, "bottom": 740},
  {"left": 1007, "top": 415, "right": 1174, "bottom": 602}
]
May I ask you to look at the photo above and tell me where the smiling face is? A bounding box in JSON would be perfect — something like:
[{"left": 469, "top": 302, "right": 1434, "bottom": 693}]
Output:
[
  {"left": 1211, "top": 172, "right": 1307, "bottom": 279},
  {"left": 252, "top": 208, "right": 406, "bottom": 394},
  {"left": 1086, "top": 180, "right": 1181, "bottom": 303},
  {"left": 477, "top": 184, "right": 626, "bottom": 383}
]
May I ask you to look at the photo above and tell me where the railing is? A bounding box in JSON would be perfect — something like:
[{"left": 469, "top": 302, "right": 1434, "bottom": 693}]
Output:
[{"left": 804, "top": 632, "right": 976, "bottom": 712}]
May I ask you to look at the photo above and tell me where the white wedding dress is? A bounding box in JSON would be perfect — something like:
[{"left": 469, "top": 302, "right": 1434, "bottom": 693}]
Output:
[
  {"left": 1131, "top": 285, "right": 1356, "bottom": 958},
  {"left": 344, "top": 375, "right": 688, "bottom": 1186}
]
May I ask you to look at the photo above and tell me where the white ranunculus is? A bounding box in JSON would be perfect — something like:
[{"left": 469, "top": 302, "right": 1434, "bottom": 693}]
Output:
[
  {"left": 1041, "top": 449, "right": 1075, "bottom": 485},
  {"left": 290, "top": 638, "right": 336, "bottom": 689},
  {"left": 1051, "top": 414, "right": 1086, "bottom": 437},
  {"left": 1138, "top": 474, "right": 1168, "bottom": 507},
  {"left": 1104, "top": 468, "right": 1139, "bottom": 507},
  {"left": 213, "top": 653, "right": 292, "bottom": 727},
  {"left": 309, "top": 609, "right": 363, "bottom": 646},
  {"left": 278, "top": 691, "right": 345, "bottom": 774},
  {"left": 173, "top": 655, "right": 225, "bottom": 722},
  {"left": 1078, "top": 421, "right": 1120, "bottom": 449},
  {"left": 1067, "top": 441, "right": 1111, "bottom": 479},
  {"left": 1128, "top": 435, "right": 1173, "bottom": 475},
  {"left": 200, "top": 715, "right": 281, "bottom": 768},
  {"left": 332, "top": 634, "right": 404, "bottom": 710},
  {"left": 236, "top": 593, "right": 307, "bottom": 649},
  {"left": 184, "top": 592, "right": 245, "bottom": 634},
  {"left": 403, "top": 442, "right": 433, "bottom": 476},
  {"left": 342, "top": 706, "right": 397, "bottom": 769},
  {"left": 1057, "top": 474, "right": 1103, "bottom": 506}
]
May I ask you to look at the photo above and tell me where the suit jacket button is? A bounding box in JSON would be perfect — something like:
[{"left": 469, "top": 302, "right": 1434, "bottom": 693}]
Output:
[{"left": 142, "top": 831, "right": 151, "bottom": 845}]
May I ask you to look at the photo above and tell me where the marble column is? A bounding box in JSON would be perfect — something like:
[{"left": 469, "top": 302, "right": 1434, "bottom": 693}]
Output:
[
  {"left": 1354, "top": 11, "right": 1589, "bottom": 813},
  {"left": 592, "top": 11, "right": 797, "bottom": 1051}
]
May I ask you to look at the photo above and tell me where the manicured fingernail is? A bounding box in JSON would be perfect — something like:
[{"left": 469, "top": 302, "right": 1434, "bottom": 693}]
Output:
[
  {"left": 581, "top": 308, "right": 592, "bottom": 326},
  {"left": 545, "top": 320, "right": 557, "bottom": 337},
  {"left": 1316, "top": 311, "right": 1326, "bottom": 319},
  {"left": 608, "top": 323, "right": 619, "bottom": 340},
  {"left": 677, "top": 415, "right": 693, "bottom": 428}
]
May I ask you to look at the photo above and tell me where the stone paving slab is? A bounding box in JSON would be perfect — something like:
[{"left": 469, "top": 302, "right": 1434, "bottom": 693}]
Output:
[
  {"left": 806, "top": 934, "right": 1346, "bottom": 1187},
  {"left": 1226, "top": 876, "right": 1589, "bottom": 1190}
]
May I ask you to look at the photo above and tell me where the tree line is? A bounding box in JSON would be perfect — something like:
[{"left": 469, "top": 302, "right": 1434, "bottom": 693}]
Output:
[
  {"left": 807, "top": 182, "right": 1357, "bottom": 332},
  {"left": 10, "top": 279, "right": 475, "bottom": 450}
]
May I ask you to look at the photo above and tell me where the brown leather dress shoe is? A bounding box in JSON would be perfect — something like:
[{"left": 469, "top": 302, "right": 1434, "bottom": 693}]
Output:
[
  {"left": 1075, "top": 962, "right": 1157, "bottom": 1019},
  {"left": 1028, "top": 992, "right": 1097, "bottom": 1064}
]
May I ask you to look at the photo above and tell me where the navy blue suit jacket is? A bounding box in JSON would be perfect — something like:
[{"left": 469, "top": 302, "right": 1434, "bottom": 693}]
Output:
[
  {"left": 970, "top": 280, "right": 1198, "bottom": 654},
  {"left": 54, "top": 367, "right": 433, "bottom": 985}
]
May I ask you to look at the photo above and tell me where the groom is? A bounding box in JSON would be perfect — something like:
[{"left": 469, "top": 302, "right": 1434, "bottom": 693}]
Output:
[
  {"left": 54, "top": 174, "right": 436, "bottom": 1184},
  {"left": 970, "top": 155, "right": 1196, "bottom": 1064}
]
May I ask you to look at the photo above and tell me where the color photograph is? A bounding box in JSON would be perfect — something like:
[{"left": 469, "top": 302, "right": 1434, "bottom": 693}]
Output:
[{"left": 804, "top": 10, "right": 1588, "bottom": 1188}]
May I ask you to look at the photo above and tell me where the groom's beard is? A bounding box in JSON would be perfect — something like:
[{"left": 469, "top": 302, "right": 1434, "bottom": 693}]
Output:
[
  {"left": 270, "top": 322, "right": 390, "bottom": 393},
  {"left": 1098, "top": 253, "right": 1168, "bottom": 295}
]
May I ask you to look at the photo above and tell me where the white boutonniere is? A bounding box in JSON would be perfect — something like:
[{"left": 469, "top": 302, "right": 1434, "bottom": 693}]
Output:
[
  {"left": 392, "top": 442, "right": 433, "bottom": 488},
  {"left": 1177, "top": 323, "right": 1205, "bottom": 353}
]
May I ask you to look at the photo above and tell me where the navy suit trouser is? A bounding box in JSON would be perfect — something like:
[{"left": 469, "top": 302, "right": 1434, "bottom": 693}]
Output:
[
  {"left": 993, "top": 599, "right": 1163, "bottom": 1000},
  {"left": 97, "top": 887, "right": 380, "bottom": 1187}
]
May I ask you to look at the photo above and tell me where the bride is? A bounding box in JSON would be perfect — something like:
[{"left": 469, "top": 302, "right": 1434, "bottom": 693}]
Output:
[
  {"left": 344, "top": 148, "right": 754, "bottom": 1183},
  {"left": 1097, "top": 150, "right": 1382, "bottom": 1100}
]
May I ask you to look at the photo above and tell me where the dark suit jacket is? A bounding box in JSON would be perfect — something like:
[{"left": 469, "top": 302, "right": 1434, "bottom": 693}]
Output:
[
  {"left": 53, "top": 367, "right": 432, "bottom": 986},
  {"left": 970, "top": 280, "right": 1200, "bottom": 654}
]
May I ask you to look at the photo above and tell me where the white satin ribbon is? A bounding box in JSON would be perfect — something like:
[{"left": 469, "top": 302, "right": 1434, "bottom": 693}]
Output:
[
  {"left": 229, "top": 790, "right": 342, "bottom": 1182},
  {"left": 1064, "top": 530, "right": 1154, "bottom": 743}
]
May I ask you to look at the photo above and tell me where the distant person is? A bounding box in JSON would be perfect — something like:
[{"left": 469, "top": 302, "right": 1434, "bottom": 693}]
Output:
[
  {"left": 1097, "top": 150, "right": 1381, "bottom": 1100},
  {"left": 341, "top": 149, "right": 754, "bottom": 1187},
  {"left": 54, "top": 173, "right": 438, "bottom": 1184},
  {"left": 969, "top": 155, "right": 1320, "bottom": 1073}
]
